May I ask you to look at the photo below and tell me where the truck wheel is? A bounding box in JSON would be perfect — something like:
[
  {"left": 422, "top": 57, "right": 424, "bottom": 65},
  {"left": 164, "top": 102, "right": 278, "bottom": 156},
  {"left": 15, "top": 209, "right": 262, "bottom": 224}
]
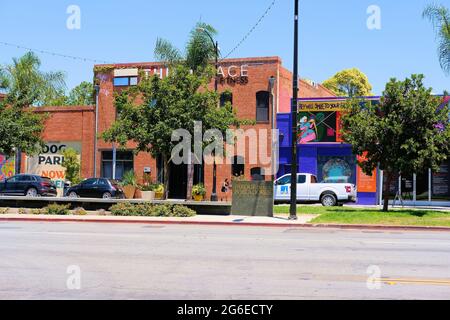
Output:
[{"left": 321, "top": 193, "right": 337, "bottom": 207}]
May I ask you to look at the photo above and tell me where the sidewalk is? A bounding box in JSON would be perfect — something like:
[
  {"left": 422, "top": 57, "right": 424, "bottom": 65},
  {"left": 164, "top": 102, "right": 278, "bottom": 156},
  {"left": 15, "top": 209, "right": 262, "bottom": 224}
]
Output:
[
  {"left": 1, "top": 213, "right": 450, "bottom": 231},
  {"left": 0, "top": 213, "right": 318, "bottom": 227}
]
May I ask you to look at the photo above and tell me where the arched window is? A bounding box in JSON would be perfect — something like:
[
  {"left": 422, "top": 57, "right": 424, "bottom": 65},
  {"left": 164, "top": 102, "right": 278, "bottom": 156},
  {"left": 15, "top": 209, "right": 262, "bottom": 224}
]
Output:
[
  {"left": 232, "top": 156, "right": 245, "bottom": 178},
  {"left": 250, "top": 167, "right": 264, "bottom": 181},
  {"left": 256, "top": 91, "right": 270, "bottom": 122},
  {"left": 220, "top": 91, "right": 233, "bottom": 107}
]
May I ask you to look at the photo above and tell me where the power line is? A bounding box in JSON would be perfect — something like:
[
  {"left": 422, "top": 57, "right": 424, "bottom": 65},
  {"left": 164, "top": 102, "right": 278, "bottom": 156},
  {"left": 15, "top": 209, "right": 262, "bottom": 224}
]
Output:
[
  {"left": 222, "top": 0, "right": 277, "bottom": 59},
  {"left": 0, "top": 41, "right": 113, "bottom": 64}
]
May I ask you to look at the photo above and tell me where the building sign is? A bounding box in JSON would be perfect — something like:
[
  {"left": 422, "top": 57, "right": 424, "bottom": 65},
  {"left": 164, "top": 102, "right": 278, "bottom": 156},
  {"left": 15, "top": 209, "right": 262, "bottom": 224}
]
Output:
[
  {"left": 231, "top": 181, "right": 274, "bottom": 217},
  {"left": 27, "top": 142, "right": 81, "bottom": 196},
  {"left": 298, "top": 101, "right": 347, "bottom": 112},
  {"left": 0, "top": 154, "right": 15, "bottom": 181},
  {"left": 218, "top": 64, "right": 249, "bottom": 85}
]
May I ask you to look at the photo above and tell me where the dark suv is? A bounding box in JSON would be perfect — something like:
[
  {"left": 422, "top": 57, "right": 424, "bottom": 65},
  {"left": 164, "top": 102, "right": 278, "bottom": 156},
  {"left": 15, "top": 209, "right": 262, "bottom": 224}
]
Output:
[
  {"left": 66, "top": 178, "right": 124, "bottom": 199},
  {"left": 0, "top": 174, "right": 57, "bottom": 197}
]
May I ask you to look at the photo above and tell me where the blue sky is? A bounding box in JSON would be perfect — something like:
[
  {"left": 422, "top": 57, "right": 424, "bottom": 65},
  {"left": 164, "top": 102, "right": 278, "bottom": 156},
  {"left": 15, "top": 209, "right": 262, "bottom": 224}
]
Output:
[{"left": 0, "top": 0, "right": 449, "bottom": 95}]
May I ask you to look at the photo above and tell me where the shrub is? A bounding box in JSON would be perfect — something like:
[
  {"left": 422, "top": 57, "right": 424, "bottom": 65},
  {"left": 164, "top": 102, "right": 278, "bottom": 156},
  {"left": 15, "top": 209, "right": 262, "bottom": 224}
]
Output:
[
  {"left": 0, "top": 207, "right": 9, "bottom": 214},
  {"left": 18, "top": 208, "right": 27, "bottom": 215},
  {"left": 73, "top": 207, "right": 87, "bottom": 216},
  {"left": 31, "top": 209, "right": 44, "bottom": 215},
  {"left": 110, "top": 203, "right": 139, "bottom": 216},
  {"left": 109, "top": 203, "right": 196, "bottom": 217},
  {"left": 45, "top": 204, "right": 71, "bottom": 215},
  {"left": 150, "top": 204, "right": 173, "bottom": 217},
  {"left": 172, "top": 205, "right": 196, "bottom": 217}
]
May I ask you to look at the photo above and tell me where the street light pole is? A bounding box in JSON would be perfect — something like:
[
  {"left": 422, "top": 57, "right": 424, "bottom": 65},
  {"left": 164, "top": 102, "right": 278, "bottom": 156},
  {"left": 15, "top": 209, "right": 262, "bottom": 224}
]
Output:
[
  {"left": 290, "top": 0, "right": 299, "bottom": 220},
  {"left": 198, "top": 27, "right": 219, "bottom": 202},
  {"left": 210, "top": 40, "right": 219, "bottom": 202}
]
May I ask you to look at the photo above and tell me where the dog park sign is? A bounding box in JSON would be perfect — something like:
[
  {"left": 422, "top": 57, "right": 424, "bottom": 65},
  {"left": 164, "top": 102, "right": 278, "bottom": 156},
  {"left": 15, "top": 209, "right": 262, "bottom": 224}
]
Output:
[{"left": 26, "top": 142, "right": 81, "bottom": 195}]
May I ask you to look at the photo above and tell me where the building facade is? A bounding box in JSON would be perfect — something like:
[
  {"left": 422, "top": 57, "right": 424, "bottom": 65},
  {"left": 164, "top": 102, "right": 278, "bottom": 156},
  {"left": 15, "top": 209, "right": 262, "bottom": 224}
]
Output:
[{"left": 19, "top": 56, "right": 333, "bottom": 199}]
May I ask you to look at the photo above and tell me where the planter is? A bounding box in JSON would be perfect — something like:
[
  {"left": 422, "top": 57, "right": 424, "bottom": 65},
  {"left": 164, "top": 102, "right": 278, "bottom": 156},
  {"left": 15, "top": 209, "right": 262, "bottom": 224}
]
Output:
[
  {"left": 193, "top": 194, "right": 204, "bottom": 202},
  {"left": 154, "top": 192, "right": 164, "bottom": 200},
  {"left": 141, "top": 191, "right": 155, "bottom": 201},
  {"left": 134, "top": 189, "right": 142, "bottom": 199},
  {"left": 123, "top": 185, "right": 136, "bottom": 199}
]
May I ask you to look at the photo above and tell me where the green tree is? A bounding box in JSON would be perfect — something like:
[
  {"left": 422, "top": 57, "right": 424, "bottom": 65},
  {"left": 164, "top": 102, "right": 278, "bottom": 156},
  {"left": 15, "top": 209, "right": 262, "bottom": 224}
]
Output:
[
  {"left": 341, "top": 75, "right": 450, "bottom": 212},
  {"left": 67, "top": 81, "right": 94, "bottom": 106},
  {"left": 62, "top": 148, "right": 82, "bottom": 185},
  {"left": 0, "top": 52, "right": 65, "bottom": 156},
  {"left": 423, "top": 3, "right": 450, "bottom": 75},
  {"left": 323, "top": 68, "right": 373, "bottom": 97},
  {"left": 102, "top": 64, "right": 238, "bottom": 199}
]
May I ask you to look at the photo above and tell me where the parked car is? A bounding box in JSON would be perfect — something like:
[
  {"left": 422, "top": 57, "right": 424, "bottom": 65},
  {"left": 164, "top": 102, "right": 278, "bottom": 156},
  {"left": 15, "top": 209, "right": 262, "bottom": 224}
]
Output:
[
  {"left": 274, "top": 173, "right": 357, "bottom": 206},
  {"left": 0, "top": 174, "right": 57, "bottom": 197},
  {"left": 66, "top": 178, "right": 124, "bottom": 199}
]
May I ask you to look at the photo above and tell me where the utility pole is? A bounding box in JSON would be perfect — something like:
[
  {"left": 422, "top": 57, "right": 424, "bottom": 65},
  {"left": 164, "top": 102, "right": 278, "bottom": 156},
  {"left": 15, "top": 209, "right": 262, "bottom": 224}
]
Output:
[{"left": 289, "top": 0, "right": 299, "bottom": 220}]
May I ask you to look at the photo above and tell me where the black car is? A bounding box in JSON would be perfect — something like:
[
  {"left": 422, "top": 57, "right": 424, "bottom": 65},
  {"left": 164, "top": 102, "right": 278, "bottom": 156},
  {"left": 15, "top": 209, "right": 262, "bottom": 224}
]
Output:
[
  {"left": 0, "top": 174, "right": 57, "bottom": 197},
  {"left": 66, "top": 178, "right": 124, "bottom": 199}
]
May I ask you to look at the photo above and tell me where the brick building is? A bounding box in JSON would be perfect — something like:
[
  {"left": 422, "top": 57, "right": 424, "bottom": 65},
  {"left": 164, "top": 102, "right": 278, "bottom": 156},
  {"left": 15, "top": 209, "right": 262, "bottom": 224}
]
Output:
[{"left": 20, "top": 56, "right": 333, "bottom": 199}]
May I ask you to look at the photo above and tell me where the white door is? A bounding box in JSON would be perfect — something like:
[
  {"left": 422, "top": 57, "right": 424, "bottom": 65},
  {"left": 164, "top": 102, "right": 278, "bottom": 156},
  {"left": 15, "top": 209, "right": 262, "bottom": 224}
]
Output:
[{"left": 275, "top": 175, "right": 292, "bottom": 201}]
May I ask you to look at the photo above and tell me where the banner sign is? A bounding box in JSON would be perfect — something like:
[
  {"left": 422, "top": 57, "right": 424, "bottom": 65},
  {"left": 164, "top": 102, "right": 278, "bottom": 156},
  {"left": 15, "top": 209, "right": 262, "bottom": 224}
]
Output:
[{"left": 27, "top": 142, "right": 81, "bottom": 195}]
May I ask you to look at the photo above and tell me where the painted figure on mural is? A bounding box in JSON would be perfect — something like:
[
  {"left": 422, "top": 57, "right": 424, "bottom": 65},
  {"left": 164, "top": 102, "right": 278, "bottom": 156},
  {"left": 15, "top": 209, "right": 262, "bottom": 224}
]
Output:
[
  {"left": 0, "top": 155, "right": 15, "bottom": 181},
  {"left": 298, "top": 115, "right": 318, "bottom": 144}
]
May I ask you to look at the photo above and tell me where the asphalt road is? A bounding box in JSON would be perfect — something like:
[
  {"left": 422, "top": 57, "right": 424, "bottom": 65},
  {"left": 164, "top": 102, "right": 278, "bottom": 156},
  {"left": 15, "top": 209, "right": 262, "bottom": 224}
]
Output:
[{"left": 0, "top": 221, "right": 449, "bottom": 300}]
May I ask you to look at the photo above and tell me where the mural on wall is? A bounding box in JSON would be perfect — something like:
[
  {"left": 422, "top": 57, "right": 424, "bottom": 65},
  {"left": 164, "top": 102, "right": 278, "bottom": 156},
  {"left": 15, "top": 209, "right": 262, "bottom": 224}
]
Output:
[
  {"left": 297, "top": 112, "right": 337, "bottom": 143},
  {"left": 317, "top": 156, "right": 356, "bottom": 184},
  {"left": 0, "top": 155, "right": 15, "bottom": 181},
  {"left": 27, "top": 142, "right": 81, "bottom": 196}
]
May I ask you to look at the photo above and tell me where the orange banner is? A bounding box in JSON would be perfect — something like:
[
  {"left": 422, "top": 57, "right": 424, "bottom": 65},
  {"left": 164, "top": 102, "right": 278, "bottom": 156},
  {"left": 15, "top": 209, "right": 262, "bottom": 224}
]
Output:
[{"left": 356, "top": 155, "right": 377, "bottom": 192}]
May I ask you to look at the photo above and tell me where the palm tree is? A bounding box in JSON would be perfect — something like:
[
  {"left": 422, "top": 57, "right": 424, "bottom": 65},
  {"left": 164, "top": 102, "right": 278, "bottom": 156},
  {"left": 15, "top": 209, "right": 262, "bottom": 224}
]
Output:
[
  {"left": 423, "top": 3, "right": 450, "bottom": 75},
  {"left": 0, "top": 52, "right": 66, "bottom": 108},
  {"left": 154, "top": 22, "right": 218, "bottom": 73},
  {"left": 154, "top": 22, "right": 219, "bottom": 200}
]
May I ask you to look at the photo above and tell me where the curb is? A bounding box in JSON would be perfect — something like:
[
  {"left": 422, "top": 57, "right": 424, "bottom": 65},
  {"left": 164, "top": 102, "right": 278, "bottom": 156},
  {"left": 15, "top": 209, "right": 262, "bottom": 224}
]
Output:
[{"left": 1, "top": 216, "right": 450, "bottom": 232}]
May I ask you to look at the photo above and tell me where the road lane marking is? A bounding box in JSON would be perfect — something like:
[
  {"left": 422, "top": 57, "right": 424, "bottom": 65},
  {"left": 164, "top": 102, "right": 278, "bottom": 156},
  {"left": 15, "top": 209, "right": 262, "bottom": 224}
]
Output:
[{"left": 379, "top": 278, "right": 450, "bottom": 286}]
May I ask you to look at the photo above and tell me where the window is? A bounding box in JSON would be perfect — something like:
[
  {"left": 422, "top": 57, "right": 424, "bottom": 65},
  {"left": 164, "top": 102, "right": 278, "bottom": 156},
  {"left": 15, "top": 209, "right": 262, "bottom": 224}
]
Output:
[
  {"left": 82, "top": 178, "right": 98, "bottom": 186},
  {"left": 113, "top": 76, "right": 138, "bottom": 87},
  {"left": 310, "top": 175, "right": 318, "bottom": 184},
  {"left": 17, "top": 175, "right": 33, "bottom": 182},
  {"left": 297, "top": 175, "right": 306, "bottom": 184},
  {"left": 277, "top": 175, "right": 291, "bottom": 185},
  {"left": 101, "top": 151, "right": 134, "bottom": 180},
  {"left": 256, "top": 91, "right": 270, "bottom": 122},
  {"left": 220, "top": 92, "right": 233, "bottom": 107},
  {"left": 232, "top": 156, "right": 245, "bottom": 177},
  {"left": 251, "top": 167, "right": 264, "bottom": 181}
]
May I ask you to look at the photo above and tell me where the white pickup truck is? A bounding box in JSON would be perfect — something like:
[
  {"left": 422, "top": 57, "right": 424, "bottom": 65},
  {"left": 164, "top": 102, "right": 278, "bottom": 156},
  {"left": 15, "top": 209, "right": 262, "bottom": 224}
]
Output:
[{"left": 274, "top": 173, "right": 357, "bottom": 206}]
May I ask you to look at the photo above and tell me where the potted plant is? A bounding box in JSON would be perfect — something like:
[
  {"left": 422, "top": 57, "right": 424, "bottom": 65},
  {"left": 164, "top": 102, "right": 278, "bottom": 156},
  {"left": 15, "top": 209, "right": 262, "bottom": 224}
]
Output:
[
  {"left": 192, "top": 183, "right": 206, "bottom": 201},
  {"left": 120, "top": 171, "right": 137, "bottom": 199},
  {"left": 140, "top": 184, "right": 156, "bottom": 201},
  {"left": 154, "top": 184, "right": 165, "bottom": 200}
]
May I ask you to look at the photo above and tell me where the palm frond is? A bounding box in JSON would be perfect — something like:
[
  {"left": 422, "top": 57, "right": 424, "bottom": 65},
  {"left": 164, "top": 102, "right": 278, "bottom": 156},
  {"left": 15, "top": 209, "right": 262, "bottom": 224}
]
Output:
[{"left": 154, "top": 38, "right": 183, "bottom": 65}]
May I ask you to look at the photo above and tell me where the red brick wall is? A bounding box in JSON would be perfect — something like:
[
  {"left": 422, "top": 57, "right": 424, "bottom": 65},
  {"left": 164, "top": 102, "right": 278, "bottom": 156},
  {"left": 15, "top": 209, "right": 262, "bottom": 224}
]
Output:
[{"left": 27, "top": 106, "right": 95, "bottom": 178}]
